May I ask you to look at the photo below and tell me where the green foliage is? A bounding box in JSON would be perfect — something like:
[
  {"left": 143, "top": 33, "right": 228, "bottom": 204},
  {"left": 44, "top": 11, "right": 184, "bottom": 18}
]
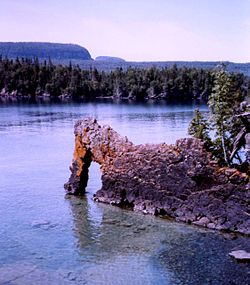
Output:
[
  {"left": 0, "top": 57, "right": 248, "bottom": 108},
  {"left": 209, "top": 68, "right": 244, "bottom": 165},
  {"left": 188, "top": 109, "right": 212, "bottom": 149},
  {"left": 189, "top": 67, "right": 247, "bottom": 166},
  {"left": 0, "top": 57, "right": 224, "bottom": 101}
]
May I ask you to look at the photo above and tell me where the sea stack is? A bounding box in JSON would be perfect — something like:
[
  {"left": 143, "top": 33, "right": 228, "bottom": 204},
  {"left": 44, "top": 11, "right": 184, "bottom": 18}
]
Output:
[{"left": 65, "top": 118, "right": 250, "bottom": 235}]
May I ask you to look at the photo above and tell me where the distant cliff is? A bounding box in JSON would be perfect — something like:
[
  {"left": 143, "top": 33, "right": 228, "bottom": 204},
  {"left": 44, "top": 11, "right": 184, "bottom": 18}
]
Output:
[
  {"left": 95, "top": 56, "right": 126, "bottom": 62},
  {"left": 0, "top": 42, "right": 92, "bottom": 61}
]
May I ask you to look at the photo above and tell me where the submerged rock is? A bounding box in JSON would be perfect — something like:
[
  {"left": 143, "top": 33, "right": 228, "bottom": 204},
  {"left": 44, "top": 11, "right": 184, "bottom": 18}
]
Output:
[
  {"left": 31, "top": 220, "right": 57, "bottom": 230},
  {"left": 229, "top": 250, "right": 250, "bottom": 261},
  {"left": 64, "top": 119, "right": 250, "bottom": 235}
]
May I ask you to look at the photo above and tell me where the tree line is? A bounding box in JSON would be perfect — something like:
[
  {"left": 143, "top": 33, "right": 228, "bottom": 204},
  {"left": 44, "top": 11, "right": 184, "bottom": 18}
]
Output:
[{"left": 0, "top": 56, "right": 248, "bottom": 101}]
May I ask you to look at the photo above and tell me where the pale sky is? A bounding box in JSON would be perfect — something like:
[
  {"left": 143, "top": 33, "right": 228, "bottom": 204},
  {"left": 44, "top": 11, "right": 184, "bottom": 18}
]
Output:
[{"left": 0, "top": 0, "right": 249, "bottom": 62}]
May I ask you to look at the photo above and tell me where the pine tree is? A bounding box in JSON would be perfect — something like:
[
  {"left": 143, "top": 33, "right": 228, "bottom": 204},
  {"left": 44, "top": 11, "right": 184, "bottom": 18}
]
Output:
[
  {"left": 208, "top": 67, "right": 243, "bottom": 165},
  {"left": 188, "top": 109, "right": 212, "bottom": 150},
  {"left": 189, "top": 66, "right": 246, "bottom": 167}
]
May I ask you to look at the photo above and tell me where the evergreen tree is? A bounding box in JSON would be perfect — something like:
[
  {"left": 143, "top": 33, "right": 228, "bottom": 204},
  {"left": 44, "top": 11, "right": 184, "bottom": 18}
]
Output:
[
  {"left": 208, "top": 67, "right": 243, "bottom": 165},
  {"left": 189, "top": 66, "right": 246, "bottom": 166},
  {"left": 188, "top": 109, "right": 211, "bottom": 150}
]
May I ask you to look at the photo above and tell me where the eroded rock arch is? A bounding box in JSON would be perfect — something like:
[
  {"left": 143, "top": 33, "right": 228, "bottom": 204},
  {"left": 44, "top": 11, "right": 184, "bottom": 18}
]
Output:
[
  {"left": 64, "top": 118, "right": 133, "bottom": 195},
  {"left": 65, "top": 119, "right": 250, "bottom": 235}
]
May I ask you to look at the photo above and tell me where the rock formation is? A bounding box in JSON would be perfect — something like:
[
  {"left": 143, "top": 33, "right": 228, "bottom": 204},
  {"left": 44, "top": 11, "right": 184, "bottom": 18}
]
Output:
[{"left": 65, "top": 119, "right": 250, "bottom": 235}]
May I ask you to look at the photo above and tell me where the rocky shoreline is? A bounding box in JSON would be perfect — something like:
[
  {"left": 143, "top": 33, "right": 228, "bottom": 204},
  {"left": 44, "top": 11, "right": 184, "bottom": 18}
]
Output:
[
  {"left": 0, "top": 88, "right": 73, "bottom": 100},
  {"left": 64, "top": 119, "right": 250, "bottom": 235},
  {"left": 0, "top": 88, "right": 167, "bottom": 101}
]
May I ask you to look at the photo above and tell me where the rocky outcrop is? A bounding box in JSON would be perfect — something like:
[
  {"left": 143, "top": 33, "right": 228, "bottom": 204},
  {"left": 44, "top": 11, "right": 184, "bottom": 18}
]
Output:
[{"left": 65, "top": 119, "right": 250, "bottom": 235}]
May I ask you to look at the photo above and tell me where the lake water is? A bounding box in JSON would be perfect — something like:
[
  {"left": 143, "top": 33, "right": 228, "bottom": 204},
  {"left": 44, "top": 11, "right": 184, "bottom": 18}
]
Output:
[{"left": 0, "top": 101, "right": 249, "bottom": 285}]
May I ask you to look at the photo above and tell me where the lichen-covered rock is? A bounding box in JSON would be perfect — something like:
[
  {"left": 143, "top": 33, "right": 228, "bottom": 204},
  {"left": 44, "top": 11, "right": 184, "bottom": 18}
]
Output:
[{"left": 65, "top": 119, "right": 250, "bottom": 235}]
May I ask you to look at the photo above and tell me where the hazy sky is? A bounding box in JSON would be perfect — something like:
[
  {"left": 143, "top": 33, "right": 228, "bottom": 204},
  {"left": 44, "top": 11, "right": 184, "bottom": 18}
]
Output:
[{"left": 0, "top": 0, "right": 249, "bottom": 62}]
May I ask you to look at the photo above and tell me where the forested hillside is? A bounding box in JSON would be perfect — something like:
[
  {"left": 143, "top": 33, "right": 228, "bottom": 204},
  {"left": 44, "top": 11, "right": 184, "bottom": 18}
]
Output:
[{"left": 0, "top": 57, "right": 248, "bottom": 101}]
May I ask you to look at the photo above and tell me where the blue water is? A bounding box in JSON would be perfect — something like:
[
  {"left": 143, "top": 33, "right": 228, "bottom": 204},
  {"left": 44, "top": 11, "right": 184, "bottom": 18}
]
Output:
[{"left": 0, "top": 101, "right": 249, "bottom": 285}]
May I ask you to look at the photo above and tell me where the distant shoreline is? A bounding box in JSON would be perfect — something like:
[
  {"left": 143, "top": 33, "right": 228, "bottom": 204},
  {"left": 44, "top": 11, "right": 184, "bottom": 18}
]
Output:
[
  {"left": 0, "top": 41, "right": 249, "bottom": 75},
  {"left": 0, "top": 56, "right": 248, "bottom": 104}
]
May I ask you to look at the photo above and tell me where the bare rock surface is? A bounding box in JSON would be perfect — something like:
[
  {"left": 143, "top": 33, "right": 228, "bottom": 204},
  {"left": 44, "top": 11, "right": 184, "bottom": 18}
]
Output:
[{"left": 65, "top": 119, "right": 250, "bottom": 235}]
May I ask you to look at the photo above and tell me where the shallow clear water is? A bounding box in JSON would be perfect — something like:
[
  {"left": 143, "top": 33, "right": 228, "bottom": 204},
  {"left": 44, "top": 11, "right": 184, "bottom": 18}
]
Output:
[{"left": 0, "top": 101, "right": 249, "bottom": 285}]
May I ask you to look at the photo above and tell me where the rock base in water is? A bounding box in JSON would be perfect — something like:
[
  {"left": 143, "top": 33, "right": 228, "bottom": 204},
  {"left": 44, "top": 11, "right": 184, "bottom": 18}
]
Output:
[{"left": 65, "top": 119, "right": 250, "bottom": 235}]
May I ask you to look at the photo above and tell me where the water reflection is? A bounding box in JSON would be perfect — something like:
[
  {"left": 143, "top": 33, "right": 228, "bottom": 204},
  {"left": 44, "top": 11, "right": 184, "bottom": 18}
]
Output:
[
  {"left": 0, "top": 101, "right": 208, "bottom": 144},
  {"left": 0, "top": 111, "right": 80, "bottom": 130},
  {"left": 68, "top": 192, "right": 250, "bottom": 285}
]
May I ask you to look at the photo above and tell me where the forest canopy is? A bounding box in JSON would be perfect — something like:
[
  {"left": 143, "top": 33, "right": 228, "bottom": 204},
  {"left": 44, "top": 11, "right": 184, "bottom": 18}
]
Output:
[{"left": 0, "top": 57, "right": 248, "bottom": 102}]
